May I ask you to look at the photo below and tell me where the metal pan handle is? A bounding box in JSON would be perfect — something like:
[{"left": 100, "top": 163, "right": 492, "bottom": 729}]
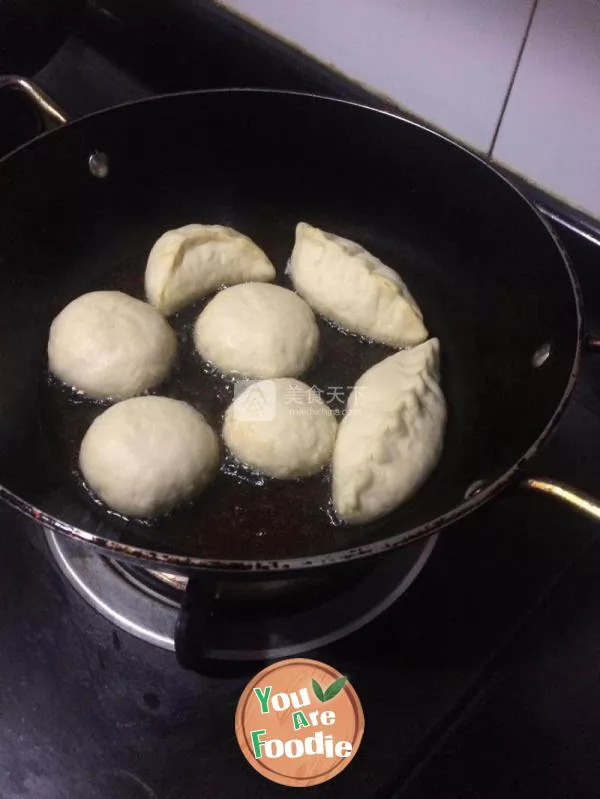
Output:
[
  {"left": 0, "top": 74, "right": 68, "bottom": 128},
  {"left": 0, "top": 75, "right": 109, "bottom": 177},
  {"left": 522, "top": 478, "right": 600, "bottom": 523},
  {"left": 525, "top": 335, "right": 600, "bottom": 520}
]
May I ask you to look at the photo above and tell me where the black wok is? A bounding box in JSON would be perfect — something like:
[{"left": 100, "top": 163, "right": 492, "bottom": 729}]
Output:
[{"left": 0, "top": 78, "right": 592, "bottom": 580}]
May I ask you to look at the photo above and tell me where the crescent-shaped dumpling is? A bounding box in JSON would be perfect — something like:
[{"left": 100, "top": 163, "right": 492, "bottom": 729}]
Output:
[
  {"left": 332, "top": 338, "right": 446, "bottom": 524},
  {"left": 145, "top": 224, "right": 276, "bottom": 315},
  {"left": 289, "top": 222, "right": 428, "bottom": 347}
]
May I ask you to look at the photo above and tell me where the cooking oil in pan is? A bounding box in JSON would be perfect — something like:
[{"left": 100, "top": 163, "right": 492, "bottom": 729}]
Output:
[{"left": 39, "top": 257, "right": 395, "bottom": 561}]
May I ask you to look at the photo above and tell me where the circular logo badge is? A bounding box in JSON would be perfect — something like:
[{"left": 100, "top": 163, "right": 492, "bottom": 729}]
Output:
[{"left": 235, "top": 658, "right": 365, "bottom": 787}]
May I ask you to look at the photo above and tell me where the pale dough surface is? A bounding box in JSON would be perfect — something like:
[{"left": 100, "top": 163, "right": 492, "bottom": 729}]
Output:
[
  {"left": 145, "top": 224, "right": 276, "bottom": 316},
  {"left": 223, "top": 378, "right": 337, "bottom": 479},
  {"left": 48, "top": 291, "right": 177, "bottom": 400},
  {"left": 80, "top": 396, "right": 219, "bottom": 518},
  {"left": 194, "top": 283, "right": 319, "bottom": 378},
  {"left": 332, "top": 338, "right": 446, "bottom": 524},
  {"left": 290, "top": 222, "right": 428, "bottom": 347}
]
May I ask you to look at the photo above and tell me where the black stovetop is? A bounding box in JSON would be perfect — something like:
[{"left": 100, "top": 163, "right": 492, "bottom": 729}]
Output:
[{"left": 2, "top": 4, "right": 600, "bottom": 798}]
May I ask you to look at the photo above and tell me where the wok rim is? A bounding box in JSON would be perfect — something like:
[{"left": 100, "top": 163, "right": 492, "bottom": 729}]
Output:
[{"left": 0, "top": 88, "right": 584, "bottom": 573}]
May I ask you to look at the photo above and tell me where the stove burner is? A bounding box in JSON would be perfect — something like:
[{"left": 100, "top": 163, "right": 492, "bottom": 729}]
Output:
[
  {"left": 114, "top": 561, "right": 188, "bottom": 602},
  {"left": 46, "top": 530, "right": 438, "bottom": 660}
]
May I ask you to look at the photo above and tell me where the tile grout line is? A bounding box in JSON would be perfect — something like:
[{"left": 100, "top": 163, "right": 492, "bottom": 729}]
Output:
[{"left": 488, "top": 0, "right": 540, "bottom": 159}]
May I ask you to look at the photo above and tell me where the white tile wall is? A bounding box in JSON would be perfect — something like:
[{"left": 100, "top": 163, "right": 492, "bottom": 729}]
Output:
[
  {"left": 493, "top": 0, "right": 600, "bottom": 219},
  {"left": 218, "top": 0, "right": 534, "bottom": 153}
]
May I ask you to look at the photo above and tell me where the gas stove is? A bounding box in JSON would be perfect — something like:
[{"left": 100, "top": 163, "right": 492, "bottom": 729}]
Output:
[
  {"left": 2, "top": 4, "right": 600, "bottom": 798},
  {"left": 45, "top": 528, "right": 438, "bottom": 661}
]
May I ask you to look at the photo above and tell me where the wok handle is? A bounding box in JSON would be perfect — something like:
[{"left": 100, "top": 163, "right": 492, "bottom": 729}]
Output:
[
  {"left": 0, "top": 74, "right": 68, "bottom": 127},
  {"left": 527, "top": 338, "right": 600, "bottom": 518},
  {"left": 174, "top": 576, "right": 219, "bottom": 670},
  {"left": 522, "top": 477, "right": 600, "bottom": 523}
]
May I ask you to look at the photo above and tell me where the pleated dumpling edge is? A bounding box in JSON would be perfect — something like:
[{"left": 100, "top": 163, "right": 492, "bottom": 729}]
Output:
[{"left": 289, "top": 222, "right": 428, "bottom": 348}]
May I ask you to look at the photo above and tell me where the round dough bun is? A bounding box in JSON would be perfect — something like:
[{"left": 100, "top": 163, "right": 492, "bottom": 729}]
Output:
[
  {"left": 48, "top": 291, "right": 177, "bottom": 400},
  {"left": 223, "top": 378, "right": 337, "bottom": 479},
  {"left": 80, "top": 396, "right": 219, "bottom": 518},
  {"left": 194, "top": 283, "right": 319, "bottom": 378}
]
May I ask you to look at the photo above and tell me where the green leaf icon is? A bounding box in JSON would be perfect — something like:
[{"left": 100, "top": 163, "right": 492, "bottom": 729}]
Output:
[
  {"left": 312, "top": 676, "right": 348, "bottom": 702},
  {"left": 323, "top": 676, "right": 347, "bottom": 701},
  {"left": 312, "top": 678, "right": 325, "bottom": 702}
]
